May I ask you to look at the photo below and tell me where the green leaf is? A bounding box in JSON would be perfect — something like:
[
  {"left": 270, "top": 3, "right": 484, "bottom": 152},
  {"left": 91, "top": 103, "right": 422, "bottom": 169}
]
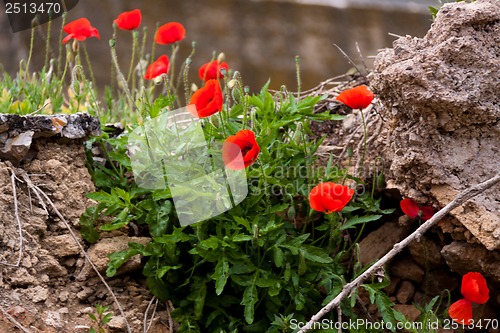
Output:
[
  {"left": 106, "top": 244, "right": 143, "bottom": 277},
  {"left": 86, "top": 190, "right": 118, "bottom": 205},
  {"left": 299, "top": 245, "right": 333, "bottom": 263},
  {"left": 80, "top": 206, "right": 100, "bottom": 243},
  {"left": 273, "top": 247, "right": 284, "bottom": 268},
  {"left": 375, "top": 293, "right": 397, "bottom": 330},
  {"left": 340, "top": 214, "right": 382, "bottom": 230},
  {"left": 147, "top": 200, "right": 172, "bottom": 237},
  {"left": 212, "top": 256, "right": 229, "bottom": 295},
  {"left": 241, "top": 284, "right": 258, "bottom": 324},
  {"left": 146, "top": 276, "right": 170, "bottom": 301},
  {"left": 101, "top": 313, "right": 113, "bottom": 325}
]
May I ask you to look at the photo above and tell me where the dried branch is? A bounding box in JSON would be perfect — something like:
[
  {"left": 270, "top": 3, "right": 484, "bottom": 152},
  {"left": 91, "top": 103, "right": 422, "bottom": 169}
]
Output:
[{"left": 298, "top": 173, "right": 500, "bottom": 333}]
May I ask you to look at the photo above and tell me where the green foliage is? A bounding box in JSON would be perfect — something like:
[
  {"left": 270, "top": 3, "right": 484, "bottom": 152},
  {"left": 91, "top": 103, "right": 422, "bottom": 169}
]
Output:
[{"left": 88, "top": 304, "right": 113, "bottom": 333}]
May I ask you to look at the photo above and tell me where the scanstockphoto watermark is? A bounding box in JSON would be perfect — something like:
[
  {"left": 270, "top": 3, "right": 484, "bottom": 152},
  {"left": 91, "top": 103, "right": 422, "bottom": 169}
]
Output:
[{"left": 289, "top": 318, "right": 430, "bottom": 331}]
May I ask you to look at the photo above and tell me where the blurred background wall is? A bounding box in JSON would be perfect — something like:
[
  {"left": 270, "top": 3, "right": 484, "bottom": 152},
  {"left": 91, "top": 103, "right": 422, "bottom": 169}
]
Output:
[{"left": 0, "top": 0, "right": 442, "bottom": 91}]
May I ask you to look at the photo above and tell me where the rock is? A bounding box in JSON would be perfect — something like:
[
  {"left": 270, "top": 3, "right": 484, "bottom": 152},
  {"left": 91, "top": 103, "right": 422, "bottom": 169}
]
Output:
[
  {"left": 76, "top": 236, "right": 151, "bottom": 281},
  {"left": 441, "top": 241, "right": 500, "bottom": 283},
  {"left": 370, "top": 0, "right": 500, "bottom": 250},
  {"left": 390, "top": 257, "right": 424, "bottom": 283},
  {"left": 408, "top": 235, "right": 443, "bottom": 269},
  {"left": 43, "top": 234, "right": 82, "bottom": 257},
  {"left": 0, "top": 131, "right": 34, "bottom": 161},
  {"left": 395, "top": 280, "right": 415, "bottom": 304},
  {"left": 26, "top": 286, "right": 49, "bottom": 303},
  {"left": 44, "top": 311, "right": 63, "bottom": 328},
  {"left": 359, "top": 221, "right": 412, "bottom": 265},
  {"left": 393, "top": 304, "right": 421, "bottom": 322},
  {"left": 35, "top": 253, "right": 68, "bottom": 278},
  {"left": 422, "top": 268, "right": 459, "bottom": 296},
  {"left": 385, "top": 276, "right": 401, "bottom": 295},
  {"left": 108, "top": 316, "right": 126, "bottom": 330}
]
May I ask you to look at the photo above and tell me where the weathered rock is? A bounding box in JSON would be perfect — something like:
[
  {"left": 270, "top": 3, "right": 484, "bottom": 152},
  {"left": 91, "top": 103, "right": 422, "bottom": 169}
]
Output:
[
  {"left": 422, "top": 268, "right": 459, "bottom": 296},
  {"left": 390, "top": 257, "right": 425, "bottom": 283},
  {"left": 441, "top": 241, "right": 500, "bottom": 282},
  {"left": 76, "top": 236, "right": 151, "bottom": 281},
  {"left": 408, "top": 235, "right": 444, "bottom": 269},
  {"left": 369, "top": 0, "right": 500, "bottom": 250},
  {"left": 43, "top": 234, "right": 82, "bottom": 257},
  {"left": 393, "top": 304, "right": 421, "bottom": 322},
  {"left": 395, "top": 280, "right": 415, "bottom": 304},
  {"left": 0, "top": 113, "right": 100, "bottom": 162},
  {"left": 359, "top": 221, "right": 412, "bottom": 265}
]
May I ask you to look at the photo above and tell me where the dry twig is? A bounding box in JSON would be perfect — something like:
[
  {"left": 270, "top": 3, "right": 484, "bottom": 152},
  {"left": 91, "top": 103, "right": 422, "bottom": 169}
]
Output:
[{"left": 298, "top": 173, "right": 500, "bottom": 333}]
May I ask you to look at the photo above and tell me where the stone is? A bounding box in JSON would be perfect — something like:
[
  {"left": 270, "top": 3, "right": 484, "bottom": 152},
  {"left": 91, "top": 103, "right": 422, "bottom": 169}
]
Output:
[
  {"left": 76, "top": 236, "right": 151, "bottom": 281},
  {"left": 359, "top": 221, "right": 411, "bottom": 265},
  {"left": 0, "top": 131, "right": 34, "bottom": 161},
  {"left": 441, "top": 241, "right": 500, "bottom": 283},
  {"left": 43, "top": 234, "right": 82, "bottom": 257},
  {"left": 395, "top": 280, "right": 415, "bottom": 304},
  {"left": 390, "top": 257, "right": 424, "bottom": 283},
  {"left": 370, "top": 0, "right": 500, "bottom": 250},
  {"left": 44, "top": 311, "right": 63, "bottom": 328},
  {"left": 393, "top": 304, "right": 421, "bottom": 322},
  {"left": 27, "top": 286, "right": 49, "bottom": 303},
  {"left": 422, "top": 268, "right": 459, "bottom": 296},
  {"left": 408, "top": 235, "right": 444, "bottom": 269},
  {"left": 107, "top": 316, "right": 126, "bottom": 330}
]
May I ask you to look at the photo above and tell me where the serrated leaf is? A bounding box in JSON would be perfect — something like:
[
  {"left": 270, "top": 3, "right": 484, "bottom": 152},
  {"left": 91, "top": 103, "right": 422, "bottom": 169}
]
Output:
[
  {"left": 212, "top": 256, "right": 229, "bottom": 295},
  {"left": 241, "top": 285, "right": 258, "bottom": 324},
  {"left": 299, "top": 245, "right": 333, "bottom": 263},
  {"left": 273, "top": 247, "right": 284, "bottom": 267},
  {"left": 340, "top": 214, "right": 382, "bottom": 230}
]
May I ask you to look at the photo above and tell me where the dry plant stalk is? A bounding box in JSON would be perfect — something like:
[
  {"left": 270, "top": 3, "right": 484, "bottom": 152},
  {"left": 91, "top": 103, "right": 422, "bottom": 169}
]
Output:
[{"left": 298, "top": 173, "right": 500, "bottom": 333}]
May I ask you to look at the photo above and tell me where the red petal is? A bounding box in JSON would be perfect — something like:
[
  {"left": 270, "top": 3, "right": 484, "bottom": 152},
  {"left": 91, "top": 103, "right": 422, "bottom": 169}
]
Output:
[
  {"left": 309, "top": 184, "right": 328, "bottom": 212},
  {"left": 189, "top": 80, "right": 223, "bottom": 118},
  {"left": 336, "top": 85, "right": 374, "bottom": 109},
  {"left": 448, "top": 299, "right": 473, "bottom": 325},
  {"left": 400, "top": 198, "right": 420, "bottom": 218},
  {"left": 114, "top": 9, "right": 142, "bottom": 31},
  {"left": 461, "top": 272, "right": 489, "bottom": 304},
  {"left": 222, "top": 130, "right": 260, "bottom": 170},
  {"left": 309, "top": 183, "right": 353, "bottom": 213},
  {"left": 198, "top": 60, "right": 229, "bottom": 81},
  {"left": 420, "top": 206, "right": 434, "bottom": 221},
  {"left": 144, "top": 55, "right": 170, "bottom": 80},
  {"left": 155, "top": 22, "right": 186, "bottom": 44},
  {"left": 62, "top": 18, "right": 100, "bottom": 44}
]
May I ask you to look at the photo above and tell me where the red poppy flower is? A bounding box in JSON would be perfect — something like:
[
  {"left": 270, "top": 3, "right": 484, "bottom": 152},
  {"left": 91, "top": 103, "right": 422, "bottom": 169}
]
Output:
[
  {"left": 309, "top": 183, "right": 354, "bottom": 214},
  {"left": 448, "top": 299, "right": 473, "bottom": 325},
  {"left": 336, "top": 85, "right": 374, "bottom": 109},
  {"left": 144, "top": 55, "right": 170, "bottom": 80},
  {"left": 400, "top": 198, "right": 419, "bottom": 219},
  {"left": 155, "top": 22, "right": 186, "bottom": 44},
  {"left": 461, "top": 272, "right": 489, "bottom": 304},
  {"left": 62, "top": 18, "right": 100, "bottom": 44},
  {"left": 222, "top": 130, "right": 260, "bottom": 170},
  {"left": 114, "top": 9, "right": 142, "bottom": 31},
  {"left": 198, "top": 60, "right": 229, "bottom": 81},
  {"left": 420, "top": 206, "right": 434, "bottom": 221},
  {"left": 189, "top": 79, "right": 223, "bottom": 118},
  {"left": 448, "top": 272, "right": 489, "bottom": 324},
  {"left": 400, "top": 198, "right": 434, "bottom": 221}
]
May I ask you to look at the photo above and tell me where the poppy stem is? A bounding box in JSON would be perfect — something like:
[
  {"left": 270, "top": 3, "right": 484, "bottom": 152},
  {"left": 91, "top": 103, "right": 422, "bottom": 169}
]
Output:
[
  {"left": 44, "top": 14, "right": 52, "bottom": 70},
  {"left": 127, "top": 30, "right": 139, "bottom": 83},
  {"left": 82, "top": 44, "right": 97, "bottom": 91},
  {"left": 359, "top": 108, "right": 368, "bottom": 176},
  {"left": 57, "top": 13, "right": 67, "bottom": 76},
  {"left": 110, "top": 26, "right": 135, "bottom": 116},
  {"left": 295, "top": 55, "right": 301, "bottom": 98}
]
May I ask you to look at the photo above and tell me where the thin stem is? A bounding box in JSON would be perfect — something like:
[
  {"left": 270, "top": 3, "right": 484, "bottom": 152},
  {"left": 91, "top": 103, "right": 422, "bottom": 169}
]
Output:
[
  {"left": 110, "top": 25, "right": 134, "bottom": 113},
  {"left": 25, "top": 21, "right": 36, "bottom": 77},
  {"left": 295, "top": 55, "right": 301, "bottom": 98},
  {"left": 44, "top": 14, "right": 52, "bottom": 69},
  {"left": 127, "top": 30, "right": 139, "bottom": 83},
  {"left": 82, "top": 43, "right": 97, "bottom": 90},
  {"left": 359, "top": 108, "right": 367, "bottom": 176},
  {"left": 57, "top": 13, "right": 66, "bottom": 75}
]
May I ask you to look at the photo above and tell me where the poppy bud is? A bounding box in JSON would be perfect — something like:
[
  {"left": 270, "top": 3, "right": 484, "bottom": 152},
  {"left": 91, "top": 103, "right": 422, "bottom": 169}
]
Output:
[
  {"left": 72, "top": 39, "right": 78, "bottom": 52},
  {"left": 228, "top": 79, "right": 238, "bottom": 89},
  {"left": 232, "top": 88, "right": 241, "bottom": 103},
  {"left": 153, "top": 75, "right": 164, "bottom": 85},
  {"left": 217, "top": 52, "right": 225, "bottom": 63},
  {"left": 191, "top": 83, "right": 198, "bottom": 92}
]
